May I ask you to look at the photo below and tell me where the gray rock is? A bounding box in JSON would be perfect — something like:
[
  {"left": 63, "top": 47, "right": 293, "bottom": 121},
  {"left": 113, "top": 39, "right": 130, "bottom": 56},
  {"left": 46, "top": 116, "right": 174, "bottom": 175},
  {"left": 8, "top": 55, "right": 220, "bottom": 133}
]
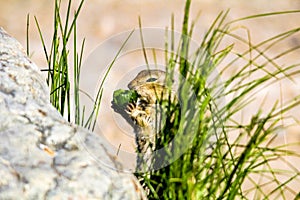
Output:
[{"left": 0, "top": 27, "right": 146, "bottom": 200}]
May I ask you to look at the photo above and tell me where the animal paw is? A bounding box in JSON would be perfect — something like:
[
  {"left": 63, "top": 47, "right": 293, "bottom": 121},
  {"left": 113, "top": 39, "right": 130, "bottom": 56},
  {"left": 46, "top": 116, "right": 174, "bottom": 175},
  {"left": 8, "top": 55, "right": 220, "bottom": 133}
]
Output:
[
  {"left": 126, "top": 102, "right": 148, "bottom": 126},
  {"left": 125, "top": 102, "right": 136, "bottom": 115}
]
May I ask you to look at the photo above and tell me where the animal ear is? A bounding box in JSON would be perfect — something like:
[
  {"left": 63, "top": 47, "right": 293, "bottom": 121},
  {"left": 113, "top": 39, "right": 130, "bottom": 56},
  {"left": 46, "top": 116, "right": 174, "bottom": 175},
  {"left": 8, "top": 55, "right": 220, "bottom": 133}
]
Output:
[{"left": 146, "top": 77, "right": 157, "bottom": 82}]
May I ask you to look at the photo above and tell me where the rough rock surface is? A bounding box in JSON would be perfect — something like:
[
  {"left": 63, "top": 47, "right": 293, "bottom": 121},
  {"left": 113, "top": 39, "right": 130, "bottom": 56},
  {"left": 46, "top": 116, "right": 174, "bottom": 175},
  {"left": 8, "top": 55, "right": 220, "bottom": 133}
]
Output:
[{"left": 0, "top": 27, "right": 146, "bottom": 199}]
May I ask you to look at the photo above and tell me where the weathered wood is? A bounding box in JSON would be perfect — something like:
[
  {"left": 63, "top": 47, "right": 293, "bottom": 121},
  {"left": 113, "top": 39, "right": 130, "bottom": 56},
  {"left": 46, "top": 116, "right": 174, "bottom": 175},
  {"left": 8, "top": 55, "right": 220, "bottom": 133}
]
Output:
[{"left": 0, "top": 27, "right": 146, "bottom": 199}]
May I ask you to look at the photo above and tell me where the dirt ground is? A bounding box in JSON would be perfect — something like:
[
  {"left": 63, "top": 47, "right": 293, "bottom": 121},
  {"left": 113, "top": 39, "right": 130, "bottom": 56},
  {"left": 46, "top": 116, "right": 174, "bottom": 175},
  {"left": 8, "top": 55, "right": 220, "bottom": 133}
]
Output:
[{"left": 1, "top": 0, "right": 300, "bottom": 196}]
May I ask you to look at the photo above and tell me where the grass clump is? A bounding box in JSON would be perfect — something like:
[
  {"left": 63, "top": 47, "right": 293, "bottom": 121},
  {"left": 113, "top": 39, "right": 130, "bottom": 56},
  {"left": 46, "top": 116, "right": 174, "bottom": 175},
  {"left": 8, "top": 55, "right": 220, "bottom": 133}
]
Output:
[
  {"left": 136, "top": 1, "right": 300, "bottom": 199},
  {"left": 30, "top": 0, "right": 106, "bottom": 130}
]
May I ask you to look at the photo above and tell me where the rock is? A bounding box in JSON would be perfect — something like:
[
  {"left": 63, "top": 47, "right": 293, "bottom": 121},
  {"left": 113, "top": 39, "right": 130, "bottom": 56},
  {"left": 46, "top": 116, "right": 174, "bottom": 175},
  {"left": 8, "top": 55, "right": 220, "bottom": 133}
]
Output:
[{"left": 0, "top": 27, "right": 146, "bottom": 200}]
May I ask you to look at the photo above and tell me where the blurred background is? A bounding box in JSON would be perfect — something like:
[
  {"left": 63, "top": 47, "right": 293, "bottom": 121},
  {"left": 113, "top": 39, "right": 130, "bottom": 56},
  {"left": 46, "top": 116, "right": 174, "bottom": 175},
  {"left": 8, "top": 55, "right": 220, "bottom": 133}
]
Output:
[
  {"left": 2, "top": 0, "right": 300, "bottom": 67},
  {"left": 1, "top": 0, "right": 300, "bottom": 171}
]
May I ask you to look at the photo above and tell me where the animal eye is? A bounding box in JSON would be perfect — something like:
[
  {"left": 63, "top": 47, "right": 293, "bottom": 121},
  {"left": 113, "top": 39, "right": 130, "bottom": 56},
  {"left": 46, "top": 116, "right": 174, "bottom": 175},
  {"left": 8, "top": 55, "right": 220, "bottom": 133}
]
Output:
[{"left": 146, "top": 77, "right": 157, "bottom": 82}]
